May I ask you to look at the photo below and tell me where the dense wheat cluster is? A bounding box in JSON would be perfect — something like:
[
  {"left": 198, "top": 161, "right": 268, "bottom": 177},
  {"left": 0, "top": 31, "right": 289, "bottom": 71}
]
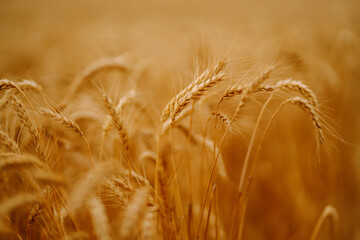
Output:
[{"left": 0, "top": 0, "right": 359, "bottom": 239}]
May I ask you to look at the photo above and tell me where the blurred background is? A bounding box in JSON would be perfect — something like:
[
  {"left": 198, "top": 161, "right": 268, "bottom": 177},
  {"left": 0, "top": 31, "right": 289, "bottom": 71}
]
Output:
[{"left": 0, "top": 0, "right": 359, "bottom": 239}]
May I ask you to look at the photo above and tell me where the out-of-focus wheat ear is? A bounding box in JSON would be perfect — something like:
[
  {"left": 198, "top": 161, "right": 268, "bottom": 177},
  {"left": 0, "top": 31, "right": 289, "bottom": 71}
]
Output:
[
  {"left": 0, "top": 127, "right": 20, "bottom": 153},
  {"left": 119, "top": 188, "right": 148, "bottom": 239},
  {"left": 61, "top": 55, "right": 132, "bottom": 108},
  {"left": 17, "top": 80, "right": 43, "bottom": 92},
  {"left": 31, "top": 170, "right": 66, "bottom": 186},
  {"left": 102, "top": 93, "right": 130, "bottom": 157},
  {"left": 175, "top": 124, "right": 228, "bottom": 181},
  {"left": 310, "top": 205, "right": 338, "bottom": 240},
  {"left": 0, "top": 79, "right": 20, "bottom": 91},
  {"left": 141, "top": 207, "right": 156, "bottom": 240},
  {"left": 0, "top": 79, "right": 43, "bottom": 99},
  {"left": 0, "top": 90, "right": 11, "bottom": 109},
  {"left": 0, "top": 193, "right": 39, "bottom": 217},
  {"left": 87, "top": 195, "right": 112, "bottom": 240},
  {"left": 0, "top": 153, "right": 44, "bottom": 171},
  {"left": 10, "top": 96, "right": 45, "bottom": 160},
  {"left": 161, "top": 60, "right": 228, "bottom": 123},
  {"left": 139, "top": 151, "right": 157, "bottom": 165},
  {"left": 64, "top": 164, "right": 115, "bottom": 215}
]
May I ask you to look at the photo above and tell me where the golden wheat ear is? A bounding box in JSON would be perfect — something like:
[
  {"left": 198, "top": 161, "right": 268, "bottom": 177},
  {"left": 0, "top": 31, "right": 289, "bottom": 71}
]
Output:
[
  {"left": 119, "top": 188, "right": 148, "bottom": 238},
  {"left": 0, "top": 127, "right": 20, "bottom": 153},
  {"left": 10, "top": 96, "right": 45, "bottom": 160},
  {"left": 39, "top": 108, "right": 83, "bottom": 136},
  {"left": 87, "top": 195, "right": 112, "bottom": 240},
  {"left": 161, "top": 60, "right": 228, "bottom": 123},
  {"left": 102, "top": 93, "right": 130, "bottom": 156}
]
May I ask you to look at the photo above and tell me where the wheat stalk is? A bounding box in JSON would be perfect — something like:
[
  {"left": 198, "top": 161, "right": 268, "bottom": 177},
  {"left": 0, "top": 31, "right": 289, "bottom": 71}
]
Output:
[
  {"left": 310, "top": 205, "right": 338, "bottom": 240},
  {"left": 61, "top": 55, "right": 132, "bottom": 108},
  {"left": 175, "top": 124, "right": 228, "bottom": 181}
]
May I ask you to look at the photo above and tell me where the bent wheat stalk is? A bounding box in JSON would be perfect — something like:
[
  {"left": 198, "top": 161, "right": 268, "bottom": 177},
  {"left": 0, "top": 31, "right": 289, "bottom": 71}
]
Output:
[
  {"left": 310, "top": 205, "right": 338, "bottom": 240},
  {"left": 237, "top": 96, "right": 325, "bottom": 239},
  {"left": 61, "top": 55, "right": 132, "bottom": 108}
]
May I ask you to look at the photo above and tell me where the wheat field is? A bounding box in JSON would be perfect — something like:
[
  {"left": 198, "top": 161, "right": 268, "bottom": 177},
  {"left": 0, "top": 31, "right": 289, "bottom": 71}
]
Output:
[{"left": 0, "top": 0, "right": 359, "bottom": 239}]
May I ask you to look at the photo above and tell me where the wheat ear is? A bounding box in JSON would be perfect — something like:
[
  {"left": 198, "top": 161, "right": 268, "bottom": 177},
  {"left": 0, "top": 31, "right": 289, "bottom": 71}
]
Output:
[
  {"left": 0, "top": 91, "right": 11, "bottom": 109},
  {"left": 0, "top": 153, "right": 44, "bottom": 171},
  {"left": 119, "top": 188, "right": 148, "bottom": 238},
  {"left": 230, "top": 66, "right": 274, "bottom": 120},
  {"left": 141, "top": 207, "right": 156, "bottom": 240},
  {"left": 161, "top": 60, "right": 228, "bottom": 123},
  {"left": 0, "top": 194, "right": 39, "bottom": 217},
  {"left": 0, "top": 127, "right": 20, "bottom": 153},
  {"left": 10, "top": 96, "right": 45, "bottom": 160},
  {"left": 102, "top": 93, "right": 130, "bottom": 157},
  {"left": 102, "top": 90, "right": 136, "bottom": 133},
  {"left": 87, "top": 195, "right": 112, "bottom": 240},
  {"left": 39, "top": 108, "right": 83, "bottom": 136},
  {"left": 39, "top": 108, "right": 94, "bottom": 168},
  {"left": 287, "top": 97, "right": 324, "bottom": 143},
  {"left": 219, "top": 79, "right": 318, "bottom": 108}
]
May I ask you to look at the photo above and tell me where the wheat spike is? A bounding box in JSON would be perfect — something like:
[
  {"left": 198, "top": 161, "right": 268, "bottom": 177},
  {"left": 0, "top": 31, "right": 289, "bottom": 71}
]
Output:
[
  {"left": 287, "top": 97, "right": 324, "bottom": 143},
  {"left": 219, "top": 79, "right": 318, "bottom": 109},
  {"left": 39, "top": 108, "right": 83, "bottom": 136},
  {"left": 10, "top": 96, "right": 45, "bottom": 160},
  {"left": 87, "top": 195, "right": 112, "bottom": 240},
  {"left": 161, "top": 60, "right": 228, "bottom": 123},
  {"left": 0, "top": 193, "right": 39, "bottom": 217},
  {"left": 141, "top": 207, "right": 156, "bottom": 240},
  {"left": 0, "top": 127, "right": 20, "bottom": 153},
  {"left": 0, "top": 153, "right": 44, "bottom": 171},
  {"left": 103, "top": 93, "right": 130, "bottom": 154},
  {"left": 119, "top": 188, "right": 148, "bottom": 238},
  {"left": 102, "top": 90, "right": 136, "bottom": 134},
  {"left": 231, "top": 66, "right": 274, "bottom": 120}
]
